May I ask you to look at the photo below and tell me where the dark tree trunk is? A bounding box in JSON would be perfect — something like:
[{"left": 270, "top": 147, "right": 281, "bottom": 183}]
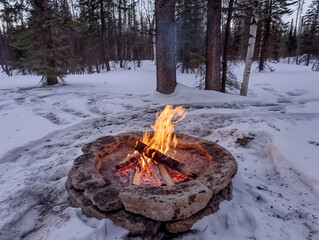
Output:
[
  {"left": 206, "top": 0, "right": 222, "bottom": 91},
  {"left": 306, "top": 52, "right": 310, "bottom": 66},
  {"left": 259, "top": 0, "right": 272, "bottom": 72},
  {"left": 99, "top": 0, "right": 110, "bottom": 71},
  {"left": 47, "top": 76, "right": 57, "bottom": 85},
  {"left": 34, "top": 0, "right": 58, "bottom": 85},
  {"left": 0, "top": 30, "right": 11, "bottom": 76},
  {"left": 155, "top": 0, "right": 177, "bottom": 94},
  {"left": 118, "top": 0, "right": 123, "bottom": 68},
  {"left": 221, "top": 0, "right": 234, "bottom": 93}
]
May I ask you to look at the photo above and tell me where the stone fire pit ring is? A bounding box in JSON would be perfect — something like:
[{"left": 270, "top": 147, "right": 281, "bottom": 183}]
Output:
[{"left": 65, "top": 132, "right": 237, "bottom": 235}]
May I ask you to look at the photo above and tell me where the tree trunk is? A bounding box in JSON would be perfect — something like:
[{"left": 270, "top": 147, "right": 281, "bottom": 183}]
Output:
[
  {"left": 34, "top": 0, "right": 58, "bottom": 85},
  {"left": 99, "top": 0, "right": 111, "bottom": 72},
  {"left": 118, "top": 0, "right": 123, "bottom": 68},
  {"left": 221, "top": 0, "right": 234, "bottom": 93},
  {"left": 259, "top": 0, "right": 272, "bottom": 72},
  {"left": 152, "top": 17, "right": 156, "bottom": 64},
  {"left": 0, "top": 30, "right": 11, "bottom": 76},
  {"left": 306, "top": 52, "right": 310, "bottom": 66},
  {"left": 205, "top": 0, "right": 222, "bottom": 91},
  {"left": 295, "top": 0, "right": 305, "bottom": 64},
  {"left": 240, "top": 7, "right": 258, "bottom": 96},
  {"left": 155, "top": 0, "right": 177, "bottom": 94},
  {"left": 47, "top": 76, "right": 58, "bottom": 85}
]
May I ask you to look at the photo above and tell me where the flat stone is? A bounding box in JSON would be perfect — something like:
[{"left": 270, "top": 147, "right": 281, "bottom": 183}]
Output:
[
  {"left": 83, "top": 184, "right": 123, "bottom": 211},
  {"left": 68, "top": 154, "right": 106, "bottom": 190},
  {"left": 65, "top": 178, "right": 160, "bottom": 236},
  {"left": 108, "top": 210, "right": 161, "bottom": 236},
  {"left": 81, "top": 136, "right": 120, "bottom": 156},
  {"left": 165, "top": 182, "right": 232, "bottom": 233},
  {"left": 119, "top": 180, "right": 212, "bottom": 221}
]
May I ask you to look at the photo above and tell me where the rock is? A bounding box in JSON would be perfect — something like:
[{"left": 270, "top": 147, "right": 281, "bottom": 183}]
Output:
[
  {"left": 83, "top": 184, "right": 123, "bottom": 211},
  {"left": 68, "top": 154, "right": 106, "bottom": 190},
  {"left": 66, "top": 178, "right": 160, "bottom": 236},
  {"left": 196, "top": 141, "right": 237, "bottom": 194},
  {"left": 119, "top": 181, "right": 212, "bottom": 221},
  {"left": 108, "top": 210, "right": 161, "bottom": 236},
  {"left": 165, "top": 182, "right": 232, "bottom": 233},
  {"left": 81, "top": 136, "right": 120, "bottom": 156}
]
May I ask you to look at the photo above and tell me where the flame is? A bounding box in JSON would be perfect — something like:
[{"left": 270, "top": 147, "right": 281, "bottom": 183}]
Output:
[
  {"left": 140, "top": 105, "right": 186, "bottom": 168},
  {"left": 117, "top": 105, "right": 187, "bottom": 186}
]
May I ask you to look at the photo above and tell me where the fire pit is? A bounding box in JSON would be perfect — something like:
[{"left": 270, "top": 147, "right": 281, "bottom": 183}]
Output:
[{"left": 65, "top": 106, "right": 237, "bottom": 235}]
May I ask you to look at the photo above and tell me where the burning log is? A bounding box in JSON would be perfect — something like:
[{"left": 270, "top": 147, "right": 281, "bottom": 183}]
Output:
[
  {"left": 132, "top": 161, "right": 142, "bottom": 185},
  {"left": 135, "top": 141, "right": 196, "bottom": 178},
  {"left": 141, "top": 155, "right": 162, "bottom": 186},
  {"left": 148, "top": 160, "right": 163, "bottom": 186},
  {"left": 158, "top": 164, "right": 174, "bottom": 186},
  {"left": 116, "top": 151, "right": 140, "bottom": 169}
]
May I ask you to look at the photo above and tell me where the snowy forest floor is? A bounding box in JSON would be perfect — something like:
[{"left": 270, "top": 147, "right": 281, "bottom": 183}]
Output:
[{"left": 0, "top": 61, "right": 319, "bottom": 240}]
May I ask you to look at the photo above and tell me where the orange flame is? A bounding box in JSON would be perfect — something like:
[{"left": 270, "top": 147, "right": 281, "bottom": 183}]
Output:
[
  {"left": 141, "top": 105, "right": 186, "bottom": 165},
  {"left": 115, "top": 105, "right": 187, "bottom": 186}
]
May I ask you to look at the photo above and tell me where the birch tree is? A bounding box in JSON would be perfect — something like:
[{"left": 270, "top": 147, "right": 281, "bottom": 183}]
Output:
[{"left": 240, "top": 4, "right": 258, "bottom": 96}]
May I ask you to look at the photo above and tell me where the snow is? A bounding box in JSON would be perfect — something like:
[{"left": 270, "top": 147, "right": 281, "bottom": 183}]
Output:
[{"left": 0, "top": 61, "right": 319, "bottom": 239}]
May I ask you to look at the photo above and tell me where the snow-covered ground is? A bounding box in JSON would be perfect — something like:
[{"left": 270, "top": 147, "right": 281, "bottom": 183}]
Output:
[{"left": 0, "top": 61, "right": 318, "bottom": 240}]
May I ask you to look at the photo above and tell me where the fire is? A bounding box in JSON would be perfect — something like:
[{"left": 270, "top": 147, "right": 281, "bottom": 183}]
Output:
[
  {"left": 140, "top": 105, "right": 186, "bottom": 168},
  {"left": 116, "top": 105, "right": 188, "bottom": 186},
  {"left": 142, "top": 105, "right": 186, "bottom": 155}
]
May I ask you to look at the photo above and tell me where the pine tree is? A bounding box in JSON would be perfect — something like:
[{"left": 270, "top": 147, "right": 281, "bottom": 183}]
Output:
[
  {"left": 258, "top": 0, "right": 296, "bottom": 71},
  {"left": 12, "top": 0, "right": 71, "bottom": 85},
  {"left": 221, "top": 0, "right": 235, "bottom": 92},
  {"left": 286, "top": 20, "right": 297, "bottom": 63},
  {"left": 176, "top": 0, "right": 205, "bottom": 73},
  {"left": 299, "top": 0, "right": 319, "bottom": 66},
  {"left": 0, "top": 0, "right": 28, "bottom": 75}
]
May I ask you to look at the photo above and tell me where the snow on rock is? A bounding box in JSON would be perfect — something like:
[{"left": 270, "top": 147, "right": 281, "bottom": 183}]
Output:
[{"left": 0, "top": 61, "right": 319, "bottom": 239}]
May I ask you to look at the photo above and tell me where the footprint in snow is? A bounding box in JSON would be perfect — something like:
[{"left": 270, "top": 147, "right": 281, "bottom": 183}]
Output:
[{"left": 286, "top": 89, "right": 307, "bottom": 96}]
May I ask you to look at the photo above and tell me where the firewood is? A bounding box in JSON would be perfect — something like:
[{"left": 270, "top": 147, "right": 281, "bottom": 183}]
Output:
[
  {"left": 135, "top": 141, "right": 196, "bottom": 178},
  {"left": 116, "top": 151, "right": 140, "bottom": 169},
  {"left": 141, "top": 155, "right": 162, "bottom": 186},
  {"left": 132, "top": 161, "right": 142, "bottom": 185},
  {"left": 158, "top": 164, "right": 174, "bottom": 186}
]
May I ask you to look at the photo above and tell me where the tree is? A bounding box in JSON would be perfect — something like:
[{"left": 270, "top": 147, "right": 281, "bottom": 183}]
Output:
[
  {"left": 258, "top": 0, "right": 295, "bottom": 71},
  {"left": 0, "top": 28, "right": 11, "bottom": 75},
  {"left": 286, "top": 20, "right": 297, "bottom": 64},
  {"left": 240, "top": 1, "right": 259, "bottom": 96},
  {"left": 221, "top": 0, "right": 235, "bottom": 92},
  {"left": 295, "top": 0, "right": 305, "bottom": 64},
  {"left": 299, "top": 0, "right": 319, "bottom": 66},
  {"left": 12, "top": 0, "right": 72, "bottom": 85},
  {"left": 176, "top": 0, "right": 205, "bottom": 73},
  {"left": 205, "top": 0, "right": 222, "bottom": 91},
  {"left": 99, "top": 0, "right": 111, "bottom": 71},
  {"left": 155, "top": 0, "right": 177, "bottom": 94}
]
